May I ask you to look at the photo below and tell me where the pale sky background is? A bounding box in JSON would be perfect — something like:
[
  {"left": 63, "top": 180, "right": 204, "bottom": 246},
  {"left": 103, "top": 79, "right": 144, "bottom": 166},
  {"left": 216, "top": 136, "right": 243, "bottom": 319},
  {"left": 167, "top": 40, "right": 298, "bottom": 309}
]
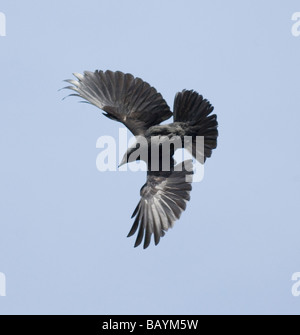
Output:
[{"left": 0, "top": 0, "right": 300, "bottom": 314}]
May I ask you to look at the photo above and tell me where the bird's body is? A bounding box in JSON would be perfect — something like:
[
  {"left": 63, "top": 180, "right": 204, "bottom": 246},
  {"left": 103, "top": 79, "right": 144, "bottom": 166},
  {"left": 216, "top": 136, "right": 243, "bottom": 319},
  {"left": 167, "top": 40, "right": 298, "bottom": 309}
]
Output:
[
  {"left": 145, "top": 123, "right": 186, "bottom": 136},
  {"left": 64, "top": 70, "right": 218, "bottom": 248}
]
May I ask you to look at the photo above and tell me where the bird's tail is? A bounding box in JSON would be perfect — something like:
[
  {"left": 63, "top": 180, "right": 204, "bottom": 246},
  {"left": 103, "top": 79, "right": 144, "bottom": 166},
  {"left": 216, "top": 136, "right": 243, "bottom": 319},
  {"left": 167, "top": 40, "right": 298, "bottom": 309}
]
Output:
[{"left": 173, "top": 90, "right": 218, "bottom": 162}]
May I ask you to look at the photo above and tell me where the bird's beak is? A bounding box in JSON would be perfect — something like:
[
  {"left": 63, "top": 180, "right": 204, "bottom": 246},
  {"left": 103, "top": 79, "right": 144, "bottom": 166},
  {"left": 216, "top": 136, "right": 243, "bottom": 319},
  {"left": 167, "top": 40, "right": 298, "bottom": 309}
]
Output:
[{"left": 118, "top": 156, "right": 127, "bottom": 168}]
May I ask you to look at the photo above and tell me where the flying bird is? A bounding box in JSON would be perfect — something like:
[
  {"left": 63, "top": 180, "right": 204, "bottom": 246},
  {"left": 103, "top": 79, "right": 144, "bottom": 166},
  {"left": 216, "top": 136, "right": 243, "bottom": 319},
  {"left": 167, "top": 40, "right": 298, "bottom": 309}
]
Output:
[{"left": 63, "top": 70, "right": 218, "bottom": 248}]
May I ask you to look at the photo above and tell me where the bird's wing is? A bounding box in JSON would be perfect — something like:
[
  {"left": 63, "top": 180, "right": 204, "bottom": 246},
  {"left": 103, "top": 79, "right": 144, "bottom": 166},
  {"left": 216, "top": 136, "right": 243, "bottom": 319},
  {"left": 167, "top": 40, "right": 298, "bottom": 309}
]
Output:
[
  {"left": 128, "top": 160, "right": 193, "bottom": 249},
  {"left": 64, "top": 70, "right": 172, "bottom": 135}
]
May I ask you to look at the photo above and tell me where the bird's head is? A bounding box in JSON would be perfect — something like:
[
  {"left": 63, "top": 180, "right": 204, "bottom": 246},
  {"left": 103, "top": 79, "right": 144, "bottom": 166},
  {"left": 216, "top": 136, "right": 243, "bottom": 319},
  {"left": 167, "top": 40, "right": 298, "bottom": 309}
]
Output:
[
  {"left": 118, "top": 136, "right": 148, "bottom": 168},
  {"left": 119, "top": 143, "right": 141, "bottom": 168}
]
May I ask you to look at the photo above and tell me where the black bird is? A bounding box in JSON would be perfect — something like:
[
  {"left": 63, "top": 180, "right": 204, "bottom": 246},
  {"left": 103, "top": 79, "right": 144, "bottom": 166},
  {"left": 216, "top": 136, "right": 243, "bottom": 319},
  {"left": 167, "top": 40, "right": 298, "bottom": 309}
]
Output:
[{"left": 63, "top": 70, "right": 218, "bottom": 249}]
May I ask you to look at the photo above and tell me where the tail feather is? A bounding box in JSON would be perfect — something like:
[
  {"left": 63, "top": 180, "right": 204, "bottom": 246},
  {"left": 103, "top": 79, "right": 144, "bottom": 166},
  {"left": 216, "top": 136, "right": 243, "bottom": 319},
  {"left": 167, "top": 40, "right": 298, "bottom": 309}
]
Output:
[{"left": 173, "top": 90, "right": 218, "bottom": 161}]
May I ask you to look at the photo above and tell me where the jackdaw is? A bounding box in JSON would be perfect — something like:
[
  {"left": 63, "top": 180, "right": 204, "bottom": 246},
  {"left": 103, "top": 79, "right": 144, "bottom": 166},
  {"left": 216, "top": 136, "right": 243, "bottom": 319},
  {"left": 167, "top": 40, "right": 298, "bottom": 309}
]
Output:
[{"left": 63, "top": 70, "right": 218, "bottom": 249}]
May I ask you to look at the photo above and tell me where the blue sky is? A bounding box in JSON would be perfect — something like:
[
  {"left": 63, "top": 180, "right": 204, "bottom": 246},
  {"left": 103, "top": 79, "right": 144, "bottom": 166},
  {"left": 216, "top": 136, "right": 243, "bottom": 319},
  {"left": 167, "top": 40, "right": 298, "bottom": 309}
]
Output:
[{"left": 0, "top": 0, "right": 300, "bottom": 314}]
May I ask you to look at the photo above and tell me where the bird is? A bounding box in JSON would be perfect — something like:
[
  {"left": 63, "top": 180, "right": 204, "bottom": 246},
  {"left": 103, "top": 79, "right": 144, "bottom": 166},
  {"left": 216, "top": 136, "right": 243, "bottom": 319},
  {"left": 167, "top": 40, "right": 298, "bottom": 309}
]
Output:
[{"left": 63, "top": 70, "right": 218, "bottom": 249}]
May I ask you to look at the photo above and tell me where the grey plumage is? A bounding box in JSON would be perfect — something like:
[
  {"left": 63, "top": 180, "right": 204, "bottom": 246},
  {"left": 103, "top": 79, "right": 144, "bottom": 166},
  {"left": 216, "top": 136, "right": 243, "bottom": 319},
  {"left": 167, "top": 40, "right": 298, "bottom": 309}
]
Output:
[
  {"left": 63, "top": 70, "right": 218, "bottom": 248},
  {"left": 128, "top": 160, "right": 193, "bottom": 249}
]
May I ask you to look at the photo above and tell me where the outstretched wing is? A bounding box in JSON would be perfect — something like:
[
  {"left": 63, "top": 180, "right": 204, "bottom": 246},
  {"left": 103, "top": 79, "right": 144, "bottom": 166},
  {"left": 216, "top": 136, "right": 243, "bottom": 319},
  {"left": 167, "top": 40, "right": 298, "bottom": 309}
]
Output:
[
  {"left": 64, "top": 70, "right": 172, "bottom": 135},
  {"left": 128, "top": 160, "right": 193, "bottom": 249}
]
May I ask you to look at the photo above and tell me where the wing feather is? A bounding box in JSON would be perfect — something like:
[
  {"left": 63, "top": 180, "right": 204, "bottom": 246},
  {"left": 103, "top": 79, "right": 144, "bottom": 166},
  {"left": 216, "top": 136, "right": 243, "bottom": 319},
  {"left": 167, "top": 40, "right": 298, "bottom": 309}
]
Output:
[
  {"left": 129, "top": 160, "right": 193, "bottom": 248},
  {"left": 64, "top": 70, "right": 172, "bottom": 135}
]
